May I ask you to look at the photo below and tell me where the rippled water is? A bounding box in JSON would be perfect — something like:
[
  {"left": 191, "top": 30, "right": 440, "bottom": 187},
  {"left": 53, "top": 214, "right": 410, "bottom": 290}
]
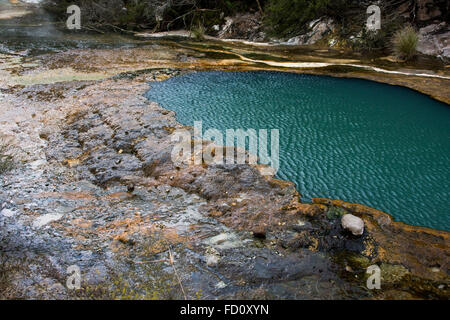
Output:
[{"left": 146, "top": 71, "right": 450, "bottom": 231}]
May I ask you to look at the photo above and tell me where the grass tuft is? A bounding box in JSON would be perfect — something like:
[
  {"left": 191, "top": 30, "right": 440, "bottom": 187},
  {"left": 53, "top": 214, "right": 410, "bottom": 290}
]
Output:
[
  {"left": 392, "top": 25, "right": 419, "bottom": 60},
  {"left": 191, "top": 23, "right": 206, "bottom": 41}
]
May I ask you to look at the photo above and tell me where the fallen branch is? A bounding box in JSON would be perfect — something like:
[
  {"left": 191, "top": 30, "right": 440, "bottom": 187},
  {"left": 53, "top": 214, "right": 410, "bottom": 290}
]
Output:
[{"left": 168, "top": 246, "right": 187, "bottom": 300}]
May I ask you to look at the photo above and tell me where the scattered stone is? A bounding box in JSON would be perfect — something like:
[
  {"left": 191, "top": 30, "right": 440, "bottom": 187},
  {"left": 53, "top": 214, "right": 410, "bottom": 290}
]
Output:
[
  {"left": 341, "top": 214, "right": 364, "bottom": 236},
  {"left": 215, "top": 281, "right": 227, "bottom": 289},
  {"left": 205, "top": 255, "right": 219, "bottom": 267},
  {"left": 204, "top": 233, "right": 244, "bottom": 250},
  {"left": 205, "top": 247, "right": 220, "bottom": 267}
]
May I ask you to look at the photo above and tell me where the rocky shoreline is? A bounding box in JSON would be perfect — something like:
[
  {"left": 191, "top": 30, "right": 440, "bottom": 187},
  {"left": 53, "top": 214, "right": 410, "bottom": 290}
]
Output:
[{"left": 0, "top": 37, "right": 449, "bottom": 299}]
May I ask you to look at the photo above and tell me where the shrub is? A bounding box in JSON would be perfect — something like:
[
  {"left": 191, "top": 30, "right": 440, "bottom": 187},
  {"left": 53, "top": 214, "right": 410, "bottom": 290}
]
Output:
[
  {"left": 392, "top": 25, "right": 418, "bottom": 60},
  {"left": 41, "top": 0, "right": 258, "bottom": 32},
  {"left": 42, "top": 0, "right": 190, "bottom": 31}
]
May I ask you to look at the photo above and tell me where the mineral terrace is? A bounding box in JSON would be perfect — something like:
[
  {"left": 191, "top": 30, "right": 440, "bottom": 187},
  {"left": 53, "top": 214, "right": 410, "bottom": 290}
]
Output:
[{"left": 0, "top": 42, "right": 449, "bottom": 299}]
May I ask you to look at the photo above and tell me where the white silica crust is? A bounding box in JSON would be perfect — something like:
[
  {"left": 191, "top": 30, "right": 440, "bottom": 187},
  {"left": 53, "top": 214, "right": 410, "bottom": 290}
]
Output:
[{"left": 341, "top": 214, "right": 365, "bottom": 236}]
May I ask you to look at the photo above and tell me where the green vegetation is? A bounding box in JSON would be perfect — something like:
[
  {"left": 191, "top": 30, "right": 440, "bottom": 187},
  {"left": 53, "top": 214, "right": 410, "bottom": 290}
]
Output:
[
  {"left": 41, "top": 0, "right": 428, "bottom": 56},
  {"left": 326, "top": 206, "right": 348, "bottom": 219},
  {"left": 41, "top": 0, "right": 353, "bottom": 38},
  {"left": 392, "top": 25, "right": 419, "bottom": 60},
  {"left": 42, "top": 0, "right": 259, "bottom": 33},
  {"left": 263, "top": 0, "right": 348, "bottom": 37},
  {"left": 0, "top": 140, "right": 14, "bottom": 174}
]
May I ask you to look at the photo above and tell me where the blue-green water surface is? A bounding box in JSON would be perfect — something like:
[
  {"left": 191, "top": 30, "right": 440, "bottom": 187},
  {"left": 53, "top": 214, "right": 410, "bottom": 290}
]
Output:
[{"left": 146, "top": 71, "right": 450, "bottom": 231}]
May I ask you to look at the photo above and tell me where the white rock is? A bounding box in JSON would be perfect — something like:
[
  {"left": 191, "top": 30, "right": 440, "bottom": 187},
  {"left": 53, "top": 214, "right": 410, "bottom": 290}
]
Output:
[
  {"left": 341, "top": 214, "right": 364, "bottom": 236},
  {"left": 215, "top": 281, "right": 227, "bottom": 289},
  {"left": 206, "top": 255, "right": 219, "bottom": 267},
  {"left": 29, "top": 159, "right": 47, "bottom": 170},
  {"left": 1, "top": 208, "right": 16, "bottom": 217},
  {"left": 296, "top": 220, "right": 306, "bottom": 227},
  {"left": 204, "top": 233, "right": 243, "bottom": 250},
  {"left": 205, "top": 247, "right": 220, "bottom": 267},
  {"left": 33, "top": 213, "right": 62, "bottom": 228}
]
